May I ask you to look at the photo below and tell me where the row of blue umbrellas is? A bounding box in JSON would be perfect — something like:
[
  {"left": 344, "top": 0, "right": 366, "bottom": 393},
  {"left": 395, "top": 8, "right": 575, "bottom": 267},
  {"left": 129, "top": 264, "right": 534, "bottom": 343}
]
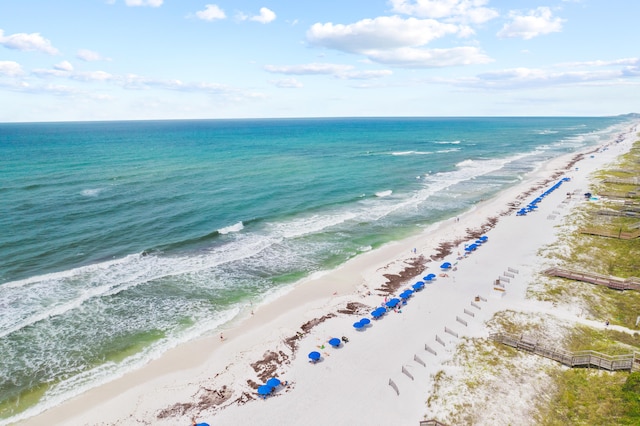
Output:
[
  {"left": 464, "top": 235, "right": 488, "bottom": 252},
  {"left": 310, "top": 250, "right": 459, "bottom": 363},
  {"left": 517, "top": 177, "right": 570, "bottom": 216}
]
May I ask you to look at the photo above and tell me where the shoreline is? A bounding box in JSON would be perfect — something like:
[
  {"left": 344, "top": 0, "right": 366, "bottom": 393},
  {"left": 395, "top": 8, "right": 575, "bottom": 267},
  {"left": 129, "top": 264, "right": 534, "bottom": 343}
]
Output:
[{"left": 17, "top": 122, "right": 639, "bottom": 425}]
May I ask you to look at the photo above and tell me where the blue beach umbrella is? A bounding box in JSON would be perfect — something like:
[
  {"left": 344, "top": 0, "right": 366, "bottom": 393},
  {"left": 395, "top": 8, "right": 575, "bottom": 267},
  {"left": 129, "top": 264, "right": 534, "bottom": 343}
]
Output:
[
  {"left": 385, "top": 298, "right": 400, "bottom": 308},
  {"left": 353, "top": 321, "right": 364, "bottom": 329},
  {"left": 371, "top": 307, "right": 385, "bottom": 318},
  {"left": 412, "top": 281, "right": 424, "bottom": 291},
  {"left": 266, "top": 377, "right": 281, "bottom": 388},
  {"left": 360, "top": 318, "right": 371, "bottom": 326},
  {"left": 424, "top": 273, "right": 436, "bottom": 281},
  {"left": 400, "top": 289, "right": 413, "bottom": 299},
  {"left": 329, "top": 337, "right": 341, "bottom": 347},
  {"left": 258, "top": 385, "right": 273, "bottom": 396},
  {"left": 308, "top": 351, "right": 321, "bottom": 362},
  {"left": 440, "top": 262, "right": 452, "bottom": 269}
]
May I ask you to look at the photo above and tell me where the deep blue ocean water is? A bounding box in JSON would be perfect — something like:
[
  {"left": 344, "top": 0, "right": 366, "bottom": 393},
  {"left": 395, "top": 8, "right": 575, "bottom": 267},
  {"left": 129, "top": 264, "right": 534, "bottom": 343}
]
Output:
[{"left": 0, "top": 116, "right": 632, "bottom": 421}]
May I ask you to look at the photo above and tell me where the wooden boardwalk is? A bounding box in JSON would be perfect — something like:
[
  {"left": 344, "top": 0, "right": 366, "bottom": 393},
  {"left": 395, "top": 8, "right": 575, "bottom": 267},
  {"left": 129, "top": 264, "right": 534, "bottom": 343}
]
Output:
[
  {"left": 419, "top": 420, "right": 449, "bottom": 426},
  {"left": 543, "top": 267, "right": 640, "bottom": 291},
  {"left": 490, "top": 333, "right": 640, "bottom": 372},
  {"left": 598, "top": 190, "right": 638, "bottom": 199},
  {"left": 594, "top": 209, "right": 640, "bottom": 218},
  {"left": 579, "top": 227, "right": 640, "bottom": 239},
  {"left": 604, "top": 178, "right": 640, "bottom": 185}
]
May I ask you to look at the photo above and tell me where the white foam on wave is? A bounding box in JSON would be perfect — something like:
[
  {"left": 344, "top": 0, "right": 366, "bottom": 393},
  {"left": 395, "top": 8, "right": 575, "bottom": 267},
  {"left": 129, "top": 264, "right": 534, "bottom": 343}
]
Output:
[
  {"left": 1, "top": 306, "right": 240, "bottom": 426},
  {"left": 436, "top": 148, "right": 461, "bottom": 154},
  {"left": 375, "top": 190, "right": 393, "bottom": 197},
  {"left": 80, "top": 188, "right": 103, "bottom": 197},
  {"left": 434, "top": 140, "right": 461, "bottom": 144},
  {"left": 391, "top": 151, "right": 433, "bottom": 156},
  {"left": 0, "top": 233, "right": 282, "bottom": 339},
  {"left": 357, "top": 151, "right": 538, "bottom": 223},
  {"left": 266, "top": 211, "right": 358, "bottom": 239},
  {"left": 218, "top": 221, "right": 244, "bottom": 235}
]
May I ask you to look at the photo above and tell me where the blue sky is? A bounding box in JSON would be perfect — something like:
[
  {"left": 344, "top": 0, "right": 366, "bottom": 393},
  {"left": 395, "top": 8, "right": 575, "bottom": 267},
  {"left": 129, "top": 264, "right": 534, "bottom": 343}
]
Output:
[{"left": 0, "top": 0, "right": 638, "bottom": 122}]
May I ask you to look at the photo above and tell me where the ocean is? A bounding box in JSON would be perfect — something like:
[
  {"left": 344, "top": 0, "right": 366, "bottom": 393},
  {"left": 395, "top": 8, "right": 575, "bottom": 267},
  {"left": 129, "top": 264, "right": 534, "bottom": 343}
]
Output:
[{"left": 0, "top": 116, "right": 632, "bottom": 422}]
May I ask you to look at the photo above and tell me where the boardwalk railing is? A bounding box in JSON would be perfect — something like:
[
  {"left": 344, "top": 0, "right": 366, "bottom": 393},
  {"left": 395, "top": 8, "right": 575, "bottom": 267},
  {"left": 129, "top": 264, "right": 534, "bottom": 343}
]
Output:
[
  {"left": 604, "top": 178, "right": 640, "bottom": 185},
  {"left": 490, "top": 333, "right": 640, "bottom": 372},
  {"left": 543, "top": 267, "right": 640, "bottom": 291},
  {"left": 580, "top": 227, "right": 640, "bottom": 240},
  {"left": 419, "top": 420, "right": 449, "bottom": 426}
]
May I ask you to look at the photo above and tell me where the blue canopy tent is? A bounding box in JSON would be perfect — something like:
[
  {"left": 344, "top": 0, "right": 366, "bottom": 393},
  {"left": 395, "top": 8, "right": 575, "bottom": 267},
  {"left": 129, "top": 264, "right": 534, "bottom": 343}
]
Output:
[
  {"left": 399, "top": 289, "right": 413, "bottom": 299},
  {"left": 371, "top": 307, "right": 386, "bottom": 318},
  {"left": 440, "top": 262, "right": 452, "bottom": 269},
  {"left": 385, "top": 298, "right": 400, "bottom": 308},
  {"left": 257, "top": 385, "right": 274, "bottom": 398},
  {"left": 308, "top": 351, "right": 321, "bottom": 362},
  {"left": 266, "top": 377, "right": 281, "bottom": 388},
  {"left": 328, "top": 337, "right": 341, "bottom": 347}
]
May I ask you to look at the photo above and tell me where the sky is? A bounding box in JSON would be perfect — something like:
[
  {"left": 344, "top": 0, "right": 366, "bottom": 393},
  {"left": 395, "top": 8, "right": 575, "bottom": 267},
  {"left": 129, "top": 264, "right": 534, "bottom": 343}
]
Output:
[{"left": 0, "top": 0, "right": 638, "bottom": 122}]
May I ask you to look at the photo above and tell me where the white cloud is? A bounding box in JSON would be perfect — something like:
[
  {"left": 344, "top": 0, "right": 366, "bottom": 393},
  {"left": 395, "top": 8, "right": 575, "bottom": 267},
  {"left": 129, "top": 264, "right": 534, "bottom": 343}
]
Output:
[
  {"left": 77, "top": 49, "right": 109, "bottom": 62},
  {"left": 54, "top": 61, "right": 74, "bottom": 72},
  {"left": 265, "top": 63, "right": 354, "bottom": 75},
  {"left": 265, "top": 63, "right": 393, "bottom": 80},
  {"left": 446, "top": 58, "right": 640, "bottom": 90},
  {"left": 196, "top": 4, "right": 226, "bottom": 21},
  {"left": 306, "top": 16, "right": 491, "bottom": 68},
  {"left": 390, "top": 0, "right": 498, "bottom": 24},
  {"left": 337, "top": 69, "right": 394, "bottom": 80},
  {"left": 125, "top": 0, "right": 163, "bottom": 7},
  {"left": 72, "top": 71, "right": 113, "bottom": 82},
  {"left": 497, "top": 7, "right": 565, "bottom": 40},
  {"left": 271, "top": 78, "right": 303, "bottom": 88},
  {"left": 250, "top": 7, "right": 276, "bottom": 24},
  {"left": 367, "top": 46, "right": 491, "bottom": 68},
  {"left": 0, "top": 61, "right": 23, "bottom": 76},
  {"left": 559, "top": 58, "right": 640, "bottom": 68},
  {"left": 307, "top": 16, "right": 459, "bottom": 53},
  {"left": 0, "top": 29, "right": 59, "bottom": 55}
]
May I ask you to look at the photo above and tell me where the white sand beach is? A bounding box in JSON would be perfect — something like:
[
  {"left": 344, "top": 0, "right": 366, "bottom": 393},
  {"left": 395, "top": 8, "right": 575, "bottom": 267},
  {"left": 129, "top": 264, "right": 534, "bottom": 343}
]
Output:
[{"left": 20, "top": 122, "right": 639, "bottom": 426}]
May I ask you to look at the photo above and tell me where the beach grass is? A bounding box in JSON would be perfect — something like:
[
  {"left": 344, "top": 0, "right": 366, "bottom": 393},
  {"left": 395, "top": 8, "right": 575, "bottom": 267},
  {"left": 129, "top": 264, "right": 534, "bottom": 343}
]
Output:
[
  {"left": 435, "top": 138, "right": 640, "bottom": 424},
  {"left": 531, "top": 139, "right": 640, "bottom": 423},
  {"left": 537, "top": 370, "right": 640, "bottom": 426}
]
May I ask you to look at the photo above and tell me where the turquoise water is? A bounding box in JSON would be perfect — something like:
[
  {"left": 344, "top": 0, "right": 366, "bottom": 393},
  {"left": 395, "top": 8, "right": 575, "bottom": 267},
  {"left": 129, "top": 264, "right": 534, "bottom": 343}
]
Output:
[{"left": 0, "top": 116, "right": 631, "bottom": 421}]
